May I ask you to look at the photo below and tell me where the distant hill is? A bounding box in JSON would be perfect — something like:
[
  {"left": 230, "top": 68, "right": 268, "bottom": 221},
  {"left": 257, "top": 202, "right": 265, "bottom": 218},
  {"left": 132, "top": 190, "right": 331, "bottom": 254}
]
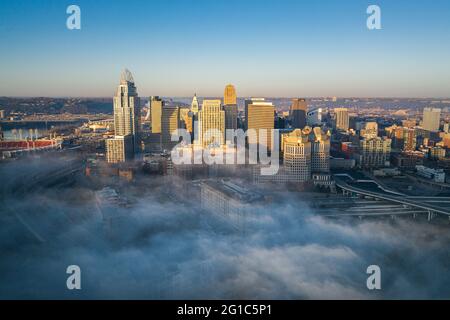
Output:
[{"left": 0, "top": 97, "right": 114, "bottom": 115}]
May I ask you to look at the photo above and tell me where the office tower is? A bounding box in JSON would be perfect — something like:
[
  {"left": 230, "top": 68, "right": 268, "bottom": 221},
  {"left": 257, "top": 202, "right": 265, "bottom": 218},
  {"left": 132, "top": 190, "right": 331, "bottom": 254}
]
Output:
[
  {"left": 161, "top": 106, "right": 180, "bottom": 150},
  {"left": 198, "top": 100, "right": 225, "bottom": 147},
  {"left": 0, "top": 110, "right": 5, "bottom": 119},
  {"left": 245, "top": 98, "right": 275, "bottom": 151},
  {"left": 106, "top": 69, "right": 140, "bottom": 163},
  {"left": 403, "top": 128, "right": 417, "bottom": 151},
  {"left": 224, "top": 84, "right": 237, "bottom": 106},
  {"left": 422, "top": 107, "right": 441, "bottom": 132},
  {"left": 361, "top": 122, "right": 378, "bottom": 139},
  {"left": 290, "top": 98, "right": 307, "bottom": 129},
  {"left": 106, "top": 135, "right": 134, "bottom": 163},
  {"left": 179, "top": 107, "right": 194, "bottom": 134},
  {"left": 223, "top": 84, "right": 238, "bottom": 132},
  {"left": 335, "top": 108, "right": 349, "bottom": 131},
  {"left": 113, "top": 69, "right": 140, "bottom": 148},
  {"left": 307, "top": 108, "right": 322, "bottom": 126},
  {"left": 150, "top": 96, "right": 163, "bottom": 134},
  {"left": 282, "top": 129, "right": 311, "bottom": 182},
  {"left": 310, "top": 127, "right": 330, "bottom": 173},
  {"left": 223, "top": 105, "right": 238, "bottom": 131},
  {"left": 356, "top": 136, "right": 391, "bottom": 168},
  {"left": 191, "top": 94, "right": 199, "bottom": 114}
]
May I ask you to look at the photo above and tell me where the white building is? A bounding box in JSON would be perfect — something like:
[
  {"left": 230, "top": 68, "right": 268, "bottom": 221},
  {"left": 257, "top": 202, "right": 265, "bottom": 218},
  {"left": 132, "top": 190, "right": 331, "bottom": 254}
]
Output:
[
  {"left": 422, "top": 107, "right": 441, "bottom": 132},
  {"left": 307, "top": 108, "right": 322, "bottom": 126}
]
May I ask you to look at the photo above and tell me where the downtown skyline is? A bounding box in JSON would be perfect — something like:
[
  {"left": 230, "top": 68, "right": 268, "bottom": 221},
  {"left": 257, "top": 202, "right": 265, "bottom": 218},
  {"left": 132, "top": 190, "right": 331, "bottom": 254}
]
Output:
[{"left": 0, "top": 0, "right": 450, "bottom": 98}]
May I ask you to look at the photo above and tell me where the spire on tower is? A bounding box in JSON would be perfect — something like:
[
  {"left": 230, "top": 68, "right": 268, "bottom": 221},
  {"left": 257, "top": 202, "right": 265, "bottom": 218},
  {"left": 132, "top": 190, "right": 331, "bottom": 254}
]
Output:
[{"left": 120, "top": 68, "right": 135, "bottom": 84}]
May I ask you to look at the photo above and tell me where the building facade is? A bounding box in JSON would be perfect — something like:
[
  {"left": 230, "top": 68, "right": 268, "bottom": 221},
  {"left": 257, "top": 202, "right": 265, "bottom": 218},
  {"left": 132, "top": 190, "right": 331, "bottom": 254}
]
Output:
[
  {"left": 422, "top": 107, "right": 441, "bottom": 132},
  {"left": 161, "top": 106, "right": 180, "bottom": 150},
  {"left": 290, "top": 98, "right": 307, "bottom": 129},
  {"left": 198, "top": 100, "right": 225, "bottom": 147},
  {"left": 224, "top": 84, "right": 237, "bottom": 106},
  {"left": 355, "top": 136, "right": 392, "bottom": 168},
  {"left": 245, "top": 98, "right": 275, "bottom": 151},
  {"left": 150, "top": 96, "right": 163, "bottom": 134},
  {"left": 335, "top": 108, "right": 349, "bottom": 131},
  {"left": 106, "top": 135, "right": 134, "bottom": 163}
]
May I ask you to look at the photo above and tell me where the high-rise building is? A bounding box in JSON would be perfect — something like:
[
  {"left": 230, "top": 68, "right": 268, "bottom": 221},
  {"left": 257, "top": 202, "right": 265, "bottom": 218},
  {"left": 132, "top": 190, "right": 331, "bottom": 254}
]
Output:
[
  {"left": 290, "top": 98, "right": 307, "bottom": 129},
  {"left": 356, "top": 136, "right": 391, "bottom": 168},
  {"left": 282, "top": 129, "right": 311, "bottom": 182},
  {"left": 150, "top": 96, "right": 163, "bottom": 134},
  {"left": 224, "top": 84, "right": 237, "bottom": 106},
  {"left": 335, "top": 108, "right": 349, "bottom": 131},
  {"left": 198, "top": 100, "right": 225, "bottom": 147},
  {"left": 361, "top": 122, "right": 378, "bottom": 139},
  {"left": 422, "top": 107, "right": 441, "bottom": 132},
  {"left": 307, "top": 108, "right": 322, "bottom": 126},
  {"left": 0, "top": 110, "right": 5, "bottom": 119},
  {"left": 106, "top": 69, "right": 140, "bottom": 163},
  {"left": 223, "top": 84, "right": 238, "bottom": 132},
  {"left": 245, "top": 98, "right": 275, "bottom": 151},
  {"left": 113, "top": 69, "right": 140, "bottom": 148},
  {"left": 403, "top": 128, "right": 417, "bottom": 152},
  {"left": 161, "top": 106, "right": 180, "bottom": 150},
  {"left": 224, "top": 105, "right": 238, "bottom": 132},
  {"left": 310, "top": 127, "right": 330, "bottom": 173},
  {"left": 191, "top": 94, "right": 199, "bottom": 114},
  {"left": 106, "top": 135, "right": 134, "bottom": 163},
  {"left": 179, "top": 107, "right": 194, "bottom": 134}
]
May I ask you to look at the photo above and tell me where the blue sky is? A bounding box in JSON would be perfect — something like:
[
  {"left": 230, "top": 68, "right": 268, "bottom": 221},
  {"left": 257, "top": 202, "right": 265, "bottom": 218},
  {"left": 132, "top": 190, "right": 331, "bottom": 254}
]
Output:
[{"left": 0, "top": 0, "right": 449, "bottom": 97}]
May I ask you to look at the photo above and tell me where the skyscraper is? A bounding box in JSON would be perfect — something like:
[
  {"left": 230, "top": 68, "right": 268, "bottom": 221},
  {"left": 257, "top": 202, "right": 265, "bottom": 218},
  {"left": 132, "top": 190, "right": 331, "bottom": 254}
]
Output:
[
  {"left": 310, "top": 127, "right": 330, "bottom": 173},
  {"left": 198, "top": 100, "right": 225, "bottom": 147},
  {"left": 224, "top": 84, "right": 237, "bottom": 106},
  {"left": 106, "top": 69, "right": 140, "bottom": 163},
  {"left": 191, "top": 94, "right": 199, "bottom": 114},
  {"left": 335, "top": 108, "right": 349, "bottom": 131},
  {"left": 224, "top": 105, "right": 238, "bottom": 131},
  {"left": 245, "top": 98, "right": 275, "bottom": 151},
  {"left": 113, "top": 69, "right": 140, "bottom": 149},
  {"left": 282, "top": 129, "right": 311, "bottom": 182},
  {"left": 223, "top": 84, "right": 238, "bottom": 132},
  {"left": 422, "top": 107, "right": 441, "bottom": 132},
  {"left": 106, "top": 135, "right": 134, "bottom": 163},
  {"left": 150, "top": 96, "right": 163, "bottom": 134},
  {"left": 161, "top": 106, "right": 180, "bottom": 150},
  {"left": 290, "top": 98, "right": 307, "bottom": 129},
  {"left": 356, "top": 136, "right": 391, "bottom": 168},
  {"left": 307, "top": 108, "right": 322, "bottom": 126}
]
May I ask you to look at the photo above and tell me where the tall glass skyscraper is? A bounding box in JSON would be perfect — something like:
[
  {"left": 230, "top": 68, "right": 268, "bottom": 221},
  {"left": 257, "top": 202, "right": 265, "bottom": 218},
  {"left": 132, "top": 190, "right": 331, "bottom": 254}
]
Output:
[
  {"left": 107, "top": 69, "right": 141, "bottom": 163},
  {"left": 113, "top": 69, "right": 140, "bottom": 149}
]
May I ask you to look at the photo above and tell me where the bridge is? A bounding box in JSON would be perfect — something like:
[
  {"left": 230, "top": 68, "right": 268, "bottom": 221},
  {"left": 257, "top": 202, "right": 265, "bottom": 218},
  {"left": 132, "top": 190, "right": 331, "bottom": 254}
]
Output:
[{"left": 333, "top": 174, "right": 450, "bottom": 220}]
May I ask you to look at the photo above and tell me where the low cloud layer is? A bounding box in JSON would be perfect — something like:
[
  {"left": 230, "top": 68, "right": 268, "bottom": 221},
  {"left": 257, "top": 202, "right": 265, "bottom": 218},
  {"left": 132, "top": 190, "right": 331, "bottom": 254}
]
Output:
[{"left": 1, "top": 157, "right": 450, "bottom": 299}]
